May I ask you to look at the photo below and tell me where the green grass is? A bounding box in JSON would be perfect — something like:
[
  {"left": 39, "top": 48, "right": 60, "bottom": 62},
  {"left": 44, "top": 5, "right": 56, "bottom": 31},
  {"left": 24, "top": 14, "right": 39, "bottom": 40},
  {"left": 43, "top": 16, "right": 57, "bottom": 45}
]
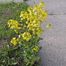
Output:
[{"left": 0, "top": 2, "right": 28, "bottom": 47}]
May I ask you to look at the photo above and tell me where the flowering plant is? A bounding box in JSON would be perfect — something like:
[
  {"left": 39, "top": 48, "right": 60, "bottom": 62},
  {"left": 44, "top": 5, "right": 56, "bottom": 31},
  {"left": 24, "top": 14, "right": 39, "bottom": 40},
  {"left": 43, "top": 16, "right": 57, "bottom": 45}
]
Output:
[{"left": 0, "top": 1, "right": 48, "bottom": 66}]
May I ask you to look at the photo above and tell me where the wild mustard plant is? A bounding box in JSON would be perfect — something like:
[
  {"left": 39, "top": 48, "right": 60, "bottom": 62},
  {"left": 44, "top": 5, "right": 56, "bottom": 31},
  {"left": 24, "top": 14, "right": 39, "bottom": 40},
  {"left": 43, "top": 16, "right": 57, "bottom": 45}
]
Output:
[
  {"left": 0, "top": 2, "right": 48, "bottom": 66},
  {"left": 7, "top": 2, "right": 47, "bottom": 47},
  {"left": 8, "top": 2, "right": 47, "bottom": 66},
  {"left": 8, "top": 19, "right": 21, "bottom": 30}
]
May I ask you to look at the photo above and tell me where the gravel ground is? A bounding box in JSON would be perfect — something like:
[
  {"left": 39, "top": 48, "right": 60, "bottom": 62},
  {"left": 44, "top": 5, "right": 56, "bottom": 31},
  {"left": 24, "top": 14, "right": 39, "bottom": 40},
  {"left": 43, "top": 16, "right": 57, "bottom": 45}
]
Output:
[{"left": 0, "top": 0, "right": 66, "bottom": 66}]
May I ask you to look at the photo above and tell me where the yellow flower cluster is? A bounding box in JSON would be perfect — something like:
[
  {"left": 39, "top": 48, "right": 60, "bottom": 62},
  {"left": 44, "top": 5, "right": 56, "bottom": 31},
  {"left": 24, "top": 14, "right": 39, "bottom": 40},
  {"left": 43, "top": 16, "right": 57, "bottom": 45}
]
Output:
[
  {"left": 32, "top": 46, "right": 39, "bottom": 52},
  {"left": 10, "top": 32, "right": 31, "bottom": 46},
  {"left": 10, "top": 37, "right": 19, "bottom": 46},
  {"left": 20, "top": 2, "right": 47, "bottom": 36},
  {"left": 8, "top": 19, "right": 21, "bottom": 29},
  {"left": 20, "top": 2, "right": 47, "bottom": 21},
  {"left": 21, "top": 32, "right": 31, "bottom": 41}
]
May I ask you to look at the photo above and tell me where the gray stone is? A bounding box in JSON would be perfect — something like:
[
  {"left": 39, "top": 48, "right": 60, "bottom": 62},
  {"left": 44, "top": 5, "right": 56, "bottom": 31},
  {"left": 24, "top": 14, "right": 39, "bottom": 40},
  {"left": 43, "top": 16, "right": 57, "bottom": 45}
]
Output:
[{"left": 40, "top": 15, "right": 66, "bottom": 66}]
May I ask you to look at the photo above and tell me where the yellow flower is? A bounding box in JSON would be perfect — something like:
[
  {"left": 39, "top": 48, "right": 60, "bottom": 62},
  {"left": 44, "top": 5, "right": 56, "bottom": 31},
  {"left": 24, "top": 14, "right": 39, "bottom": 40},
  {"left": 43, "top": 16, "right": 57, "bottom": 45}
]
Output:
[
  {"left": 36, "top": 28, "right": 43, "bottom": 36},
  {"left": 40, "top": 11, "right": 48, "bottom": 21},
  {"left": 10, "top": 37, "right": 19, "bottom": 46},
  {"left": 32, "top": 46, "right": 39, "bottom": 52},
  {"left": 8, "top": 19, "right": 21, "bottom": 29},
  {"left": 27, "top": 23, "right": 35, "bottom": 30},
  {"left": 27, "top": 20, "right": 40, "bottom": 31},
  {"left": 21, "top": 32, "right": 31, "bottom": 41},
  {"left": 27, "top": 7, "right": 33, "bottom": 15},
  {"left": 20, "top": 11, "right": 29, "bottom": 20},
  {"left": 39, "top": 2, "right": 45, "bottom": 7},
  {"left": 33, "top": 2, "right": 47, "bottom": 21}
]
